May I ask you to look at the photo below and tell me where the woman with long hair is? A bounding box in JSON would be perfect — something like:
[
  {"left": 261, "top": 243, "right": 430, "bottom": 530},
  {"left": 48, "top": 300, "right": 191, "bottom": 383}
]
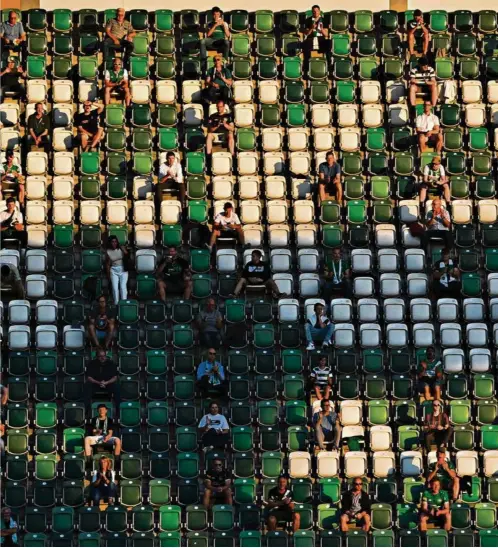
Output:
[
  {"left": 90, "top": 456, "right": 118, "bottom": 506},
  {"left": 105, "top": 235, "right": 129, "bottom": 304}
]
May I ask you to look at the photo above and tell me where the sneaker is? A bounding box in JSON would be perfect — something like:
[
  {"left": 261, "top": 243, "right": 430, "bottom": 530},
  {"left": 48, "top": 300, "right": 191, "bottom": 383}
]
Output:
[
  {"left": 306, "top": 342, "right": 315, "bottom": 351},
  {"left": 322, "top": 340, "right": 331, "bottom": 348}
]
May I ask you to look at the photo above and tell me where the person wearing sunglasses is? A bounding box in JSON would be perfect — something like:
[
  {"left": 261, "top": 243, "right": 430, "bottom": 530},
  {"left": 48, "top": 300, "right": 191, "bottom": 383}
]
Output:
[
  {"left": 196, "top": 349, "right": 226, "bottom": 399},
  {"left": 423, "top": 400, "right": 453, "bottom": 452},
  {"left": 340, "top": 477, "right": 371, "bottom": 533},
  {"left": 203, "top": 458, "right": 232, "bottom": 509}
]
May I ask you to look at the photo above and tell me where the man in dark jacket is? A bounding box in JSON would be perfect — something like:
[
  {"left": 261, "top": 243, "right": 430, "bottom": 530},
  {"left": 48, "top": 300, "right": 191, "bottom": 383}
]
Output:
[
  {"left": 340, "top": 477, "right": 371, "bottom": 532},
  {"left": 232, "top": 249, "right": 284, "bottom": 298}
]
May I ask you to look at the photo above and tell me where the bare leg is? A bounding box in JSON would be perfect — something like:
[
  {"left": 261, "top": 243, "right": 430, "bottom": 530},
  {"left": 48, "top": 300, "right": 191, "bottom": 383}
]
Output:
[
  {"left": 80, "top": 133, "right": 90, "bottom": 152},
  {"left": 184, "top": 280, "right": 192, "bottom": 300},
  {"left": 292, "top": 513, "right": 300, "bottom": 533},
  {"left": 267, "top": 516, "right": 277, "bottom": 532},
  {"left": 104, "top": 88, "right": 112, "bottom": 106},
  {"left": 407, "top": 30, "right": 416, "bottom": 55},
  {"left": 158, "top": 279, "right": 167, "bottom": 302},
  {"left": 422, "top": 29, "right": 430, "bottom": 55},
  {"left": 451, "top": 477, "right": 460, "bottom": 501},
  {"left": 91, "top": 128, "right": 104, "bottom": 150},
  {"left": 419, "top": 514, "right": 428, "bottom": 533},
  {"left": 113, "top": 438, "right": 121, "bottom": 457},
  {"left": 409, "top": 84, "right": 418, "bottom": 106},
  {"left": 203, "top": 489, "right": 212, "bottom": 509},
  {"left": 340, "top": 514, "right": 350, "bottom": 533},
  {"left": 233, "top": 278, "right": 247, "bottom": 297},
  {"left": 206, "top": 133, "right": 215, "bottom": 155},
  {"left": 88, "top": 324, "right": 100, "bottom": 348},
  {"left": 362, "top": 513, "right": 371, "bottom": 532},
  {"left": 429, "top": 82, "right": 438, "bottom": 106},
  {"left": 334, "top": 181, "right": 343, "bottom": 204},
  {"left": 124, "top": 88, "right": 131, "bottom": 107},
  {"left": 227, "top": 132, "right": 235, "bottom": 156},
  {"left": 209, "top": 230, "right": 220, "bottom": 248}
]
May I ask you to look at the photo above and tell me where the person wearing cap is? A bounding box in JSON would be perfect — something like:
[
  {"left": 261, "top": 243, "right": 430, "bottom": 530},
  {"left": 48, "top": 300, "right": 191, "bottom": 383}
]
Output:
[
  {"left": 410, "top": 58, "right": 437, "bottom": 107},
  {"left": 419, "top": 155, "right": 449, "bottom": 204},
  {"left": 203, "top": 55, "right": 232, "bottom": 105},
  {"left": 0, "top": 151, "right": 24, "bottom": 203},
  {"left": 104, "top": 58, "right": 131, "bottom": 107},
  {"left": 201, "top": 7, "right": 230, "bottom": 63},
  {"left": 84, "top": 403, "right": 122, "bottom": 462},
  {"left": 0, "top": 57, "right": 25, "bottom": 100},
  {"left": 75, "top": 101, "right": 104, "bottom": 152},
  {"left": 416, "top": 101, "right": 443, "bottom": 153},
  {"left": 0, "top": 197, "right": 25, "bottom": 247},
  {"left": 27, "top": 102, "right": 52, "bottom": 154},
  {"left": 0, "top": 11, "right": 26, "bottom": 59},
  {"left": 407, "top": 9, "right": 430, "bottom": 56},
  {"left": 103, "top": 8, "right": 135, "bottom": 60},
  {"left": 208, "top": 201, "right": 243, "bottom": 251}
]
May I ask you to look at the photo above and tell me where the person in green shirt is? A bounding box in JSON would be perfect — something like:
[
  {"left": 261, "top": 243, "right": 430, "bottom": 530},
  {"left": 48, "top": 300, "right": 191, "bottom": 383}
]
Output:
[
  {"left": 419, "top": 479, "right": 451, "bottom": 532},
  {"left": 0, "top": 150, "right": 24, "bottom": 203},
  {"left": 200, "top": 7, "right": 230, "bottom": 63},
  {"left": 323, "top": 247, "right": 352, "bottom": 300},
  {"left": 203, "top": 55, "right": 232, "bottom": 105},
  {"left": 418, "top": 346, "right": 444, "bottom": 400},
  {"left": 427, "top": 449, "right": 460, "bottom": 501}
]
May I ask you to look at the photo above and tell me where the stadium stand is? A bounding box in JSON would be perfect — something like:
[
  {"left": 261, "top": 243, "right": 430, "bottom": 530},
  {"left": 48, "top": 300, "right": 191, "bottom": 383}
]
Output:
[{"left": 1, "top": 4, "right": 498, "bottom": 547}]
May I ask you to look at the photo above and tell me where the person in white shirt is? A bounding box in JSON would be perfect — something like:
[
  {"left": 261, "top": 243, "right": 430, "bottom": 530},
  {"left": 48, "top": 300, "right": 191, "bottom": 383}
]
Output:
[
  {"left": 420, "top": 156, "right": 450, "bottom": 204},
  {"left": 305, "top": 302, "right": 334, "bottom": 351},
  {"left": 422, "top": 198, "right": 453, "bottom": 252},
  {"left": 416, "top": 102, "right": 443, "bottom": 153},
  {"left": 198, "top": 401, "right": 229, "bottom": 449},
  {"left": 104, "top": 58, "right": 131, "bottom": 107},
  {"left": 410, "top": 57, "right": 437, "bottom": 106},
  {"left": 0, "top": 197, "right": 25, "bottom": 246},
  {"left": 208, "top": 201, "right": 243, "bottom": 251},
  {"left": 157, "top": 151, "right": 185, "bottom": 212}
]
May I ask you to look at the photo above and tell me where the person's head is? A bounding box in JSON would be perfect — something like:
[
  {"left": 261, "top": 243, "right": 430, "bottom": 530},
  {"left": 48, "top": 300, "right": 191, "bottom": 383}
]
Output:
[
  {"left": 209, "top": 402, "right": 220, "bottom": 415},
  {"left": 314, "top": 302, "right": 324, "bottom": 316},
  {"left": 112, "top": 58, "right": 123, "bottom": 71},
  {"left": 432, "top": 399, "right": 442, "bottom": 415},
  {"left": 426, "top": 346, "right": 435, "bottom": 360},
  {"left": 432, "top": 156, "right": 441, "bottom": 169},
  {"left": 206, "top": 297, "right": 216, "bottom": 312},
  {"left": 321, "top": 399, "right": 332, "bottom": 412},
  {"left": 107, "top": 235, "right": 119, "bottom": 249},
  {"left": 278, "top": 475, "right": 288, "bottom": 490},
  {"left": 332, "top": 247, "right": 342, "bottom": 261},
  {"left": 97, "top": 403, "right": 108, "bottom": 417},
  {"left": 207, "top": 348, "right": 217, "bottom": 363},
  {"left": 441, "top": 249, "right": 450, "bottom": 262},
  {"left": 352, "top": 477, "right": 363, "bottom": 492},
  {"left": 212, "top": 6, "right": 223, "bottom": 19},
  {"left": 216, "top": 98, "right": 225, "bottom": 113},
  {"left": 414, "top": 9, "right": 423, "bottom": 20},
  {"left": 223, "top": 202, "right": 233, "bottom": 215},
  {"left": 1, "top": 507, "right": 12, "bottom": 521},
  {"left": 424, "top": 100, "right": 433, "bottom": 115},
  {"left": 251, "top": 250, "right": 262, "bottom": 264},
  {"left": 168, "top": 246, "right": 178, "bottom": 259},
  {"left": 430, "top": 478, "right": 441, "bottom": 493},
  {"left": 166, "top": 151, "right": 176, "bottom": 166},
  {"left": 432, "top": 198, "right": 442, "bottom": 212},
  {"left": 35, "top": 102, "right": 44, "bottom": 116},
  {"left": 318, "top": 356, "right": 328, "bottom": 368},
  {"left": 211, "top": 458, "right": 224, "bottom": 471},
  {"left": 326, "top": 151, "right": 336, "bottom": 165},
  {"left": 83, "top": 101, "right": 93, "bottom": 113},
  {"left": 436, "top": 449, "right": 446, "bottom": 464},
  {"left": 116, "top": 8, "right": 125, "bottom": 21},
  {"left": 6, "top": 197, "right": 16, "bottom": 212},
  {"left": 312, "top": 5, "right": 321, "bottom": 17},
  {"left": 419, "top": 56, "right": 429, "bottom": 70},
  {"left": 5, "top": 150, "right": 14, "bottom": 164},
  {"left": 7, "top": 58, "right": 15, "bottom": 70},
  {"left": 96, "top": 348, "right": 107, "bottom": 363},
  {"left": 8, "top": 11, "right": 17, "bottom": 24},
  {"left": 100, "top": 456, "right": 112, "bottom": 470},
  {"left": 97, "top": 294, "right": 107, "bottom": 310}
]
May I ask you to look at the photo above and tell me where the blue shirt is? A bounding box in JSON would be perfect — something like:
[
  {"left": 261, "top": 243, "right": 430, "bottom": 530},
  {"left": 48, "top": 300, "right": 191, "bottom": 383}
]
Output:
[
  {"left": 197, "top": 360, "right": 225, "bottom": 385},
  {"left": 1, "top": 21, "right": 24, "bottom": 41},
  {"left": 319, "top": 161, "right": 341, "bottom": 182}
]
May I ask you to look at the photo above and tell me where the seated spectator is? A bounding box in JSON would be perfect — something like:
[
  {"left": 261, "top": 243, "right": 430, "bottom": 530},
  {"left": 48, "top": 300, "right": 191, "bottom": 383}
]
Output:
[
  {"left": 407, "top": 9, "right": 430, "bottom": 56},
  {"left": 420, "top": 156, "right": 449, "bottom": 205},
  {"left": 418, "top": 346, "right": 443, "bottom": 401},
  {"left": 208, "top": 201, "right": 243, "bottom": 251},
  {"left": 84, "top": 349, "right": 120, "bottom": 412},
  {"left": 266, "top": 476, "right": 300, "bottom": 532},
  {"left": 201, "top": 7, "right": 230, "bottom": 64},
  {"left": 84, "top": 404, "right": 122, "bottom": 462},
  {"left": 305, "top": 303, "right": 333, "bottom": 351},
  {"left": 424, "top": 400, "right": 453, "bottom": 452},
  {"left": 88, "top": 295, "right": 116, "bottom": 350},
  {"left": 203, "top": 57, "right": 232, "bottom": 106},
  {"left": 27, "top": 102, "right": 51, "bottom": 153},
  {"left": 198, "top": 402, "right": 229, "bottom": 449},
  {"left": 0, "top": 198, "right": 26, "bottom": 248},
  {"left": 90, "top": 456, "right": 118, "bottom": 506},
  {"left": 0, "top": 422, "right": 5, "bottom": 459},
  {"left": 1, "top": 151, "right": 24, "bottom": 205},
  {"left": 0, "top": 263, "right": 24, "bottom": 299},
  {"left": 203, "top": 458, "right": 232, "bottom": 509},
  {"left": 416, "top": 101, "right": 442, "bottom": 151},
  {"left": 422, "top": 199, "right": 453, "bottom": 252},
  {"left": 197, "top": 348, "right": 227, "bottom": 398},
  {"left": 232, "top": 249, "right": 284, "bottom": 299},
  {"left": 313, "top": 399, "right": 341, "bottom": 451},
  {"left": 103, "top": 8, "right": 135, "bottom": 60},
  {"left": 433, "top": 249, "right": 461, "bottom": 299},
  {"left": 157, "top": 151, "right": 185, "bottom": 212},
  {"left": 196, "top": 298, "right": 223, "bottom": 348},
  {"left": 318, "top": 151, "right": 343, "bottom": 204},
  {"left": 106, "top": 236, "right": 129, "bottom": 305},
  {"left": 0, "top": 377, "right": 8, "bottom": 409},
  {"left": 311, "top": 357, "right": 333, "bottom": 401},
  {"left": 340, "top": 478, "right": 371, "bottom": 533},
  {"left": 303, "top": 5, "right": 329, "bottom": 59},
  {"left": 104, "top": 58, "right": 131, "bottom": 107},
  {"left": 157, "top": 246, "right": 192, "bottom": 302},
  {"left": 206, "top": 99, "right": 235, "bottom": 156},
  {"left": 0, "top": 11, "right": 25, "bottom": 59},
  {"left": 323, "top": 247, "right": 352, "bottom": 301},
  {"left": 0, "top": 58, "right": 25, "bottom": 101},
  {"left": 428, "top": 449, "right": 460, "bottom": 502},
  {"left": 419, "top": 479, "right": 452, "bottom": 532},
  {"left": 0, "top": 507, "right": 18, "bottom": 547},
  {"left": 76, "top": 101, "right": 104, "bottom": 152}
]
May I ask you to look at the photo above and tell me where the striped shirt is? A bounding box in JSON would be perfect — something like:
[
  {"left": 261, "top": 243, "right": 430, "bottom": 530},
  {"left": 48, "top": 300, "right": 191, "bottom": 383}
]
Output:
[
  {"left": 409, "top": 65, "right": 435, "bottom": 82},
  {"left": 311, "top": 366, "right": 333, "bottom": 386}
]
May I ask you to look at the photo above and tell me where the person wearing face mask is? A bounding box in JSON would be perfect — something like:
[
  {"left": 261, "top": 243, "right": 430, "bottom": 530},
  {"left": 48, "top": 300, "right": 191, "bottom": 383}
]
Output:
[
  {"left": 424, "top": 400, "right": 453, "bottom": 452},
  {"left": 340, "top": 477, "right": 371, "bottom": 532}
]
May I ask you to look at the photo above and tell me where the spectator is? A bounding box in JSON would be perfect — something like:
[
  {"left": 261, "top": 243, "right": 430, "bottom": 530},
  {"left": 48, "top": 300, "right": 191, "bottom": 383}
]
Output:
[
  {"left": 0, "top": 11, "right": 25, "bottom": 59},
  {"left": 0, "top": 422, "right": 5, "bottom": 460},
  {"left": 419, "top": 156, "right": 449, "bottom": 204},
  {"left": 313, "top": 399, "right": 341, "bottom": 451},
  {"left": 424, "top": 400, "right": 453, "bottom": 452},
  {"left": 206, "top": 99, "right": 235, "bottom": 156},
  {"left": 311, "top": 357, "right": 333, "bottom": 400},
  {"left": 197, "top": 348, "right": 226, "bottom": 398},
  {"left": 318, "top": 151, "right": 343, "bottom": 204},
  {"left": 198, "top": 402, "right": 229, "bottom": 449},
  {"left": 104, "top": 58, "right": 131, "bottom": 107},
  {"left": 0, "top": 264, "right": 24, "bottom": 299},
  {"left": 266, "top": 476, "right": 300, "bottom": 532},
  {"left": 433, "top": 249, "right": 461, "bottom": 299},
  {"left": 156, "top": 246, "right": 192, "bottom": 302},
  {"left": 419, "top": 479, "right": 452, "bottom": 532},
  {"left": 203, "top": 458, "right": 232, "bottom": 509},
  {"left": 428, "top": 449, "right": 460, "bottom": 502},
  {"left": 305, "top": 303, "right": 333, "bottom": 351},
  {"left": 0, "top": 377, "right": 8, "bottom": 409},
  {"left": 88, "top": 295, "right": 116, "bottom": 350},
  {"left": 201, "top": 7, "right": 230, "bottom": 63},
  {"left": 0, "top": 198, "right": 26, "bottom": 248},
  {"left": 204, "top": 57, "right": 232, "bottom": 106},
  {"left": 303, "top": 5, "right": 329, "bottom": 59},
  {"left": 75, "top": 101, "right": 104, "bottom": 152},
  {"left": 157, "top": 151, "right": 185, "bottom": 211},
  {"left": 208, "top": 201, "right": 243, "bottom": 251},
  {"left": 407, "top": 9, "right": 430, "bottom": 56},
  {"left": 410, "top": 58, "right": 437, "bottom": 107},
  {"left": 105, "top": 236, "right": 129, "bottom": 305},
  {"left": 27, "top": 103, "right": 51, "bottom": 153},
  {"left": 0, "top": 58, "right": 25, "bottom": 101},
  {"left": 0, "top": 151, "right": 24, "bottom": 203},
  {"left": 416, "top": 101, "right": 442, "bottom": 152},
  {"left": 84, "top": 349, "right": 120, "bottom": 412},
  {"left": 0, "top": 507, "right": 18, "bottom": 547},
  {"left": 90, "top": 456, "right": 118, "bottom": 506},
  {"left": 84, "top": 404, "right": 122, "bottom": 461},
  {"left": 422, "top": 199, "right": 453, "bottom": 252},
  {"left": 418, "top": 346, "right": 443, "bottom": 401},
  {"left": 232, "top": 250, "right": 284, "bottom": 299},
  {"left": 340, "top": 477, "right": 371, "bottom": 533},
  {"left": 323, "top": 247, "right": 352, "bottom": 301},
  {"left": 196, "top": 298, "right": 223, "bottom": 348},
  {"left": 103, "top": 8, "right": 135, "bottom": 60}
]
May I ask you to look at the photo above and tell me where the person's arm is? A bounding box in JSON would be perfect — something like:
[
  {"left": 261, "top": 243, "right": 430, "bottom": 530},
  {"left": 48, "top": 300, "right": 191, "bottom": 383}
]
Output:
[
  {"left": 103, "top": 375, "right": 117, "bottom": 386},
  {"left": 223, "top": 22, "right": 230, "bottom": 38},
  {"left": 442, "top": 462, "right": 457, "bottom": 479},
  {"left": 175, "top": 164, "right": 184, "bottom": 184},
  {"left": 217, "top": 364, "right": 225, "bottom": 382},
  {"left": 105, "top": 254, "right": 111, "bottom": 277},
  {"left": 126, "top": 24, "right": 136, "bottom": 41},
  {"left": 426, "top": 213, "right": 437, "bottom": 227},
  {"left": 197, "top": 362, "right": 207, "bottom": 380},
  {"left": 28, "top": 117, "right": 39, "bottom": 142},
  {"left": 437, "top": 501, "right": 450, "bottom": 516},
  {"left": 421, "top": 496, "right": 429, "bottom": 513},
  {"left": 223, "top": 117, "right": 234, "bottom": 131},
  {"left": 104, "top": 428, "right": 113, "bottom": 442},
  {"left": 220, "top": 416, "right": 229, "bottom": 434},
  {"left": 215, "top": 312, "right": 223, "bottom": 330},
  {"left": 204, "top": 478, "right": 212, "bottom": 489},
  {"left": 1, "top": 386, "right": 8, "bottom": 406},
  {"left": 429, "top": 123, "right": 440, "bottom": 136},
  {"left": 206, "top": 21, "right": 218, "bottom": 37},
  {"left": 442, "top": 210, "right": 451, "bottom": 228},
  {"left": 221, "top": 70, "right": 233, "bottom": 87},
  {"left": 106, "top": 22, "right": 120, "bottom": 44},
  {"left": 304, "top": 19, "right": 314, "bottom": 37},
  {"left": 205, "top": 74, "right": 213, "bottom": 87},
  {"left": 427, "top": 464, "right": 438, "bottom": 483}
]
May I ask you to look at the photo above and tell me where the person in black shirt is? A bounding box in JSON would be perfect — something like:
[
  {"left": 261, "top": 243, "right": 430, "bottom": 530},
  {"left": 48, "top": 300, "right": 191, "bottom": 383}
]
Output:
[
  {"left": 76, "top": 101, "right": 104, "bottom": 152},
  {"left": 88, "top": 295, "right": 116, "bottom": 350},
  {"left": 203, "top": 458, "right": 232, "bottom": 508},
  {"left": 203, "top": 55, "right": 232, "bottom": 106},
  {"left": 0, "top": 507, "right": 18, "bottom": 547},
  {"left": 84, "top": 404, "right": 122, "bottom": 461},
  {"left": 27, "top": 103, "right": 51, "bottom": 153},
  {"left": 0, "top": 58, "right": 25, "bottom": 100},
  {"left": 233, "top": 249, "right": 284, "bottom": 298},
  {"left": 84, "top": 349, "right": 120, "bottom": 413},
  {"left": 90, "top": 455, "right": 118, "bottom": 506},
  {"left": 156, "top": 246, "right": 192, "bottom": 301},
  {"left": 206, "top": 99, "right": 235, "bottom": 156},
  {"left": 266, "top": 476, "right": 300, "bottom": 532},
  {"left": 340, "top": 477, "right": 371, "bottom": 532}
]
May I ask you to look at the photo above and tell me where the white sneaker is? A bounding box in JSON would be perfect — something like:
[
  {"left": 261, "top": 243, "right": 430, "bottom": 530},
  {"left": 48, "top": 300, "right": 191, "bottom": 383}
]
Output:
[
  {"left": 306, "top": 342, "right": 315, "bottom": 351},
  {"left": 322, "top": 340, "right": 330, "bottom": 348}
]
